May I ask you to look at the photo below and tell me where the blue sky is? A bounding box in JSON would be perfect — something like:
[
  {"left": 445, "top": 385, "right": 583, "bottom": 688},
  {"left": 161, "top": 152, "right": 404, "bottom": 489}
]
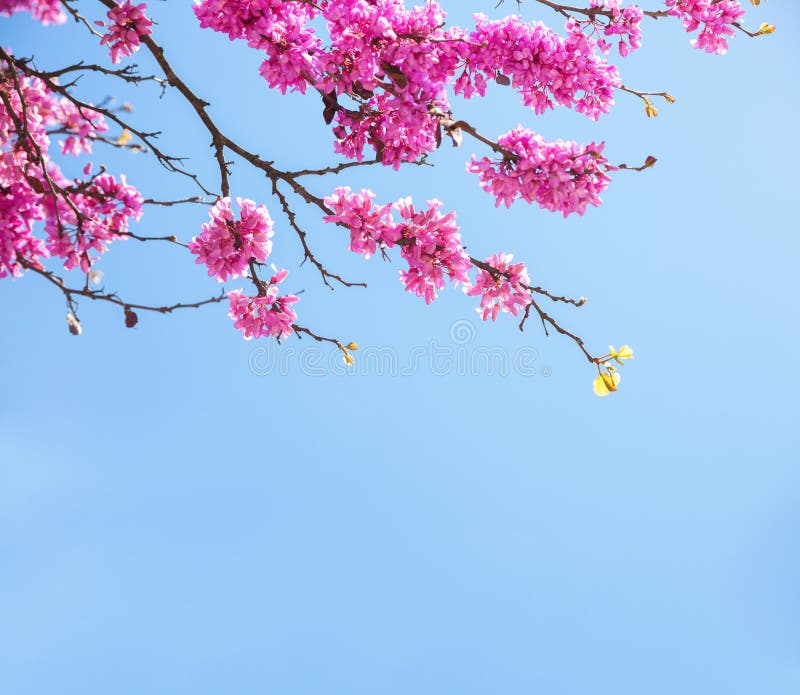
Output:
[{"left": 1, "top": 2, "right": 799, "bottom": 694}]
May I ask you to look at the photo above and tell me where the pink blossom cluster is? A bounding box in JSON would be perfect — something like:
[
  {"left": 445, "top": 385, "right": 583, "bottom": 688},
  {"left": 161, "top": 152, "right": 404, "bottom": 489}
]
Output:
[
  {"left": 665, "top": 0, "right": 745, "bottom": 54},
  {"left": 319, "top": 1, "right": 464, "bottom": 106},
  {"left": 193, "top": 1, "right": 620, "bottom": 166},
  {"left": 0, "top": 0, "right": 64, "bottom": 24},
  {"left": 0, "top": 70, "right": 109, "bottom": 155},
  {"left": 227, "top": 269, "right": 299, "bottom": 340},
  {"left": 585, "top": 0, "right": 644, "bottom": 57},
  {"left": 0, "top": 68, "right": 142, "bottom": 278},
  {"left": 189, "top": 197, "right": 274, "bottom": 283},
  {"left": 457, "top": 14, "right": 621, "bottom": 120},
  {"left": 394, "top": 197, "right": 470, "bottom": 304},
  {"left": 44, "top": 170, "right": 143, "bottom": 272},
  {"left": 318, "top": 1, "right": 463, "bottom": 167},
  {"left": 324, "top": 187, "right": 469, "bottom": 304},
  {"left": 325, "top": 186, "right": 536, "bottom": 317},
  {"left": 323, "top": 187, "right": 396, "bottom": 259},
  {"left": 194, "top": 0, "right": 320, "bottom": 95},
  {"left": 52, "top": 99, "right": 109, "bottom": 156},
  {"left": 0, "top": 72, "right": 58, "bottom": 278},
  {"left": 466, "top": 253, "right": 532, "bottom": 322},
  {"left": 332, "top": 95, "right": 447, "bottom": 170},
  {"left": 318, "top": 0, "right": 404, "bottom": 95},
  {"left": 0, "top": 153, "right": 48, "bottom": 279},
  {"left": 98, "top": 1, "right": 154, "bottom": 64},
  {"left": 468, "top": 127, "right": 614, "bottom": 217},
  {"left": 323, "top": 187, "right": 531, "bottom": 321}
]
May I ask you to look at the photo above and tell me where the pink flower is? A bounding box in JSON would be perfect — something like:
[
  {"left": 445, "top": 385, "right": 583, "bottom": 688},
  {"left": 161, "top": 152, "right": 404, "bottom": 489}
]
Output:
[
  {"left": 51, "top": 98, "right": 108, "bottom": 156},
  {"left": 332, "top": 92, "right": 445, "bottom": 169},
  {"left": 194, "top": 0, "right": 622, "bottom": 172},
  {"left": 394, "top": 197, "right": 470, "bottom": 304},
  {"left": 43, "top": 172, "right": 143, "bottom": 272},
  {"left": 99, "top": 1, "right": 153, "bottom": 64},
  {"left": 585, "top": 1, "right": 644, "bottom": 57},
  {"left": 195, "top": 0, "right": 320, "bottom": 93},
  {"left": 0, "top": 162, "right": 48, "bottom": 278},
  {"left": 323, "top": 188, "right": 470, "bottom": 304},
  {"left": 323, "top": 187, "right": 396, "bottom": 258},
  {"left": 227, "top": 269, "right": 299, "bottom": 340},
  {"left": 0, "top": 63, "right": 144, "bottom": 277},
  {"left": 468, "top": 127, "right": 614, "bottom": 217},
  {"left": 466, "top": 253, "right": 532, "bottom": 321},
  {"left": 456, "top": 14, "right": 621, "bottom": 120},
  {"left": 665, "top": 0, "right": 745, "bottom": 55},
  {"left": 0, "top": 0, "right": 65, "bottom": 25},
  {"left": 189, "top": 197, "right": 274, "bottom": 283}
]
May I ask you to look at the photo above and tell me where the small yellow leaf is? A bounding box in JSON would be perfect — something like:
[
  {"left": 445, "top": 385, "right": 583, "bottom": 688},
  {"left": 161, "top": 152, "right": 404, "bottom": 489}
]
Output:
[
  {"left": 616, "top": 345, "right": 634, "bottom": 361},
  {"left": 345, "top": 342, "right": 359, "bottom": 351},
  {"left": 343, "top": 352, "right": 355, "bottom": 366},
  {"left": 116, "top": 129, "right": 132, "bottom": 146},
  {"left": 593, "top": 371, "right": 621, "bottom": 397}
]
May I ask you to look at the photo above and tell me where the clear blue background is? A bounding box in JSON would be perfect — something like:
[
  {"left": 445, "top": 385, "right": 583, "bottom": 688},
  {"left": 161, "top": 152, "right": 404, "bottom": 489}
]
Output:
[{"left": 1, "top": 2, "right": 798, "bottom": 693}]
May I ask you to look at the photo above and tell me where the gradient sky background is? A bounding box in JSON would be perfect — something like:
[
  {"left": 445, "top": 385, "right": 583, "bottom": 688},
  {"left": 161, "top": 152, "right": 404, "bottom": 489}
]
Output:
[{"left": 2, "top": 2, "right": 799, "bottom": 694}]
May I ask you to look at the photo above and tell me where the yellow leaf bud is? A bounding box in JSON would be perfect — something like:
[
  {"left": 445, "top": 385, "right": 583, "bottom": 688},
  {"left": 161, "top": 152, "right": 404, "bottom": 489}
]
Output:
[{"left": 593, "top": 371, "right": 621, "bottom": 397}]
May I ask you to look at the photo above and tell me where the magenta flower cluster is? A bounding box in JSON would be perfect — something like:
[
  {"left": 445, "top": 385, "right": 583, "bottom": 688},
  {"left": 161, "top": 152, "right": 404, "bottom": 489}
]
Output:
[
  {"left": 459, "top": 13, "right": 621, "bottom": 119},
  {"left": 0, "top": 152, "right": 48, "bottom": 279},
  {"left": 188, "top": 0, "right": 754, "bottom": 202},
  {"left": 394, "top": 197, "right": 471, "bottom": 304},
  {"left": 0, "top": 73, "right": 142, "bottom": 278},
  {"left": 189, "top": 197, "right": 274, "bottom": 283},
  {"left": 99, "top": 1, "right": 154, "bottom": 64},
  {"left": 326, "top": 188, "right": 537, "bottom": 320},
  {"left": 0, "top": 0, "right": 64, "bottom": 24},
  {"left": 44, "top": 171, "right": 143, "bottom": 272},
  {"left": 53, "top": 99, "right": 109, "bottom": 157},
  {"left": 227, "top": 268, "right": 299, "bottom": 340},
  {"left": 323, "top": 187, "right": 396, "bottom": 259},
  {"left": 324, "top": 187, "right": 469, "bottom": 304},
  {"left": 1, "top": 0, "right": 757, "bottom": 346},
  {"left": 468, "top": 127, "right": 614, "bottom": 216},
  {"left": 586, "top": 1, "right": 644, "bottom": 57},
  {"left": 194, "top": 0, "right": 320, "bottom": 95},
  {"left": 193, "top": 0, "right": 623, "bottom": 168},
  {"left": 666, "top": 0, "right": 745, "bottom": 54},
  {"left": 466, "top": 253, "right": 532, "bottom": 322},
  {"left": 186, "top": 198, "right": 296, "bottom": 341}
]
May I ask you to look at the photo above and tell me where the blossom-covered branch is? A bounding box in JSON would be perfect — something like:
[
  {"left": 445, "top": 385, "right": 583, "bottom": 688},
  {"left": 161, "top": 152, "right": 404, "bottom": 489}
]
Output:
[{"left": 0, "top": 0, "right": 773, "bottom": 393}]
